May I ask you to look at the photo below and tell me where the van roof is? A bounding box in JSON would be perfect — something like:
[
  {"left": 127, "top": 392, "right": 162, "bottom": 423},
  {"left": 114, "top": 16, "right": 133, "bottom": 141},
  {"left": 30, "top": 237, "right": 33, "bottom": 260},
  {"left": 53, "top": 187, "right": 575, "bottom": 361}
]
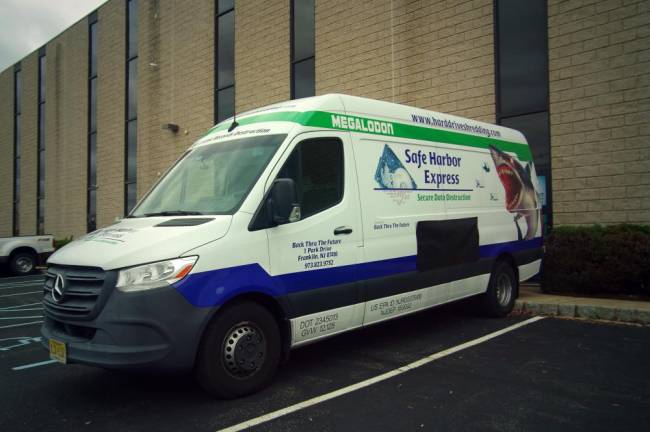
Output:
[{"left": 200, "top": 94, "right": 533, "bottom": 162}]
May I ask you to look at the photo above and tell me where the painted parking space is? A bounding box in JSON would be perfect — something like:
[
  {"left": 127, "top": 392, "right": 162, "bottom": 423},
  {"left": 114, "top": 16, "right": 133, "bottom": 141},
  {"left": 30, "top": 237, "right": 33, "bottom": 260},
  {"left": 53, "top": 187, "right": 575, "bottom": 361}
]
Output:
[
  {"left": 0, "top": 275, "right": 49, "bottom": 376},
  {"left": 0, "top": 297, "right": 530, "bottom": 431},
  {"left": 0, "top": 275, "right": 45, "bottom": 333},
  {"left": 250, "top": 318, "right": 650, "bottom": 432},
  {"left": 0, "top": 283, "right": 648, "bottom": 432}
]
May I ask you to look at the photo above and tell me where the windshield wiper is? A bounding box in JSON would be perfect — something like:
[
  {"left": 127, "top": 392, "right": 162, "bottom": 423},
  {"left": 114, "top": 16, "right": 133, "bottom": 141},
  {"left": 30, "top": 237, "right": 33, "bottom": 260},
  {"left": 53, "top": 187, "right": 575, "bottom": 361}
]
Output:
[{"left": 143, "top": 210, "right": 204, "bottom": 217}]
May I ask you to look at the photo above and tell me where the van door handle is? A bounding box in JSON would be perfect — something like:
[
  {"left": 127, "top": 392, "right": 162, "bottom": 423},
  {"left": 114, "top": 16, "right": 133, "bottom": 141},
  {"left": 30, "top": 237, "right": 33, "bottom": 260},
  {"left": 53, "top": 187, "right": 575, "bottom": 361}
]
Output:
[{"left": 334, "top": 226, "right": 353, "bottom": 235}]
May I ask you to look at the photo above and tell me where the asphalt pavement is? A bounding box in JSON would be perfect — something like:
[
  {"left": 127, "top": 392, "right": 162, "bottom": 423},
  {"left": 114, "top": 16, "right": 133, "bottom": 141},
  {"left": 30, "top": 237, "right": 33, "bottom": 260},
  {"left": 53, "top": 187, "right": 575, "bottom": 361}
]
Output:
[{"left": 1, "top": 273, "right": 649, "bottom": 432}]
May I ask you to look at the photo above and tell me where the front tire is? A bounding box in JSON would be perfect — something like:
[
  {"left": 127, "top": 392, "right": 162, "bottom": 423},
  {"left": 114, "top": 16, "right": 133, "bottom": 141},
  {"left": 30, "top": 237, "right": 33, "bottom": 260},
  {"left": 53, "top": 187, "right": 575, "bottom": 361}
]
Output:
[
  {"left": 10, "top": 251, "right": 36, "bottom": 276},
  {"left": 480, "top": 261, "right": 518, "bottom": 317},
  {"left": 195, "top": 301, "right": 281, "bottom": 399}
]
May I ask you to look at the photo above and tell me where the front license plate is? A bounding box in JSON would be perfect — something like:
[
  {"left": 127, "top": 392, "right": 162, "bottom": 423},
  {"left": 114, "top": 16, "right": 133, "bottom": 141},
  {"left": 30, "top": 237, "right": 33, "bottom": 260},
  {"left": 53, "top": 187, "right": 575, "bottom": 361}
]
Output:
[{"left": 49, "top": 339, "right": 67, "bottom": 364}]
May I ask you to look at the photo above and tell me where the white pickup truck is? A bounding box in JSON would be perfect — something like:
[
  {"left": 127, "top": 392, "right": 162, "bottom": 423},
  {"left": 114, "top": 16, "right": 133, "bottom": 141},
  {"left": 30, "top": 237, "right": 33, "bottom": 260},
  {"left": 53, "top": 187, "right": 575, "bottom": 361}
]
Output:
[{"left": 0, "top": 235, "right": 55, "bottom": 275}]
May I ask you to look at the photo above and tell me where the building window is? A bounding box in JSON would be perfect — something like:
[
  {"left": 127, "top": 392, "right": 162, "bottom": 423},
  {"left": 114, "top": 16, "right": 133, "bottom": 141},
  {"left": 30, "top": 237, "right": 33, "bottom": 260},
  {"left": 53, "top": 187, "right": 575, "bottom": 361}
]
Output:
[
  {"left": 495, "top": 0, "right": 551, "bottom": 230},
  {"left": 291, "top": 0, "right": 314, "bottom": 99},
  {"left": 13, "top": 64, "right": 21, "bottom": 236},
  {"left": 125, "top": 0, "right": 138, "bottom": 214},
  {"left": 88, "top": 12, "right": 98, "bottom": 232},
  {"left": 215, "top": 0, "right": 235, "bottom": 123},
  {"left": 37, "top": 49, "right": 46, "bottom": 235}
]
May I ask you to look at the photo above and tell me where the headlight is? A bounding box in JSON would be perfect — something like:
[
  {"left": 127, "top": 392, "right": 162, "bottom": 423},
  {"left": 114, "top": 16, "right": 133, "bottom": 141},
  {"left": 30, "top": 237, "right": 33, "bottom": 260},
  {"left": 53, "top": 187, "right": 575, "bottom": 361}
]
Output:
[{"left": 116, "top": 256, "right": 198, "bottom": 292}]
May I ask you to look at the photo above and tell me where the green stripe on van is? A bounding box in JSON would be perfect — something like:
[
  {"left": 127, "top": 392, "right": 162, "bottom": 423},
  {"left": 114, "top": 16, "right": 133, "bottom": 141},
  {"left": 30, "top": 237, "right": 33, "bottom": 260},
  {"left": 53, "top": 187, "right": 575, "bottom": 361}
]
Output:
[{"left": 206, "top": 111, "right": 533, "bottom": 161}]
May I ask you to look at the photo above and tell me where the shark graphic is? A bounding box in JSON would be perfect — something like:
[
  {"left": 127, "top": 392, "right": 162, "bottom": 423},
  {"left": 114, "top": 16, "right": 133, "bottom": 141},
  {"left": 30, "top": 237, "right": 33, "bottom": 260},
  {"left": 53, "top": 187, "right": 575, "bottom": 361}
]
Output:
[
  {"left": 489, "top": 145, "right": 540, "bottom": 240},
  {"left": 374, "top": 144, "right": 417, "bottom": 189}
]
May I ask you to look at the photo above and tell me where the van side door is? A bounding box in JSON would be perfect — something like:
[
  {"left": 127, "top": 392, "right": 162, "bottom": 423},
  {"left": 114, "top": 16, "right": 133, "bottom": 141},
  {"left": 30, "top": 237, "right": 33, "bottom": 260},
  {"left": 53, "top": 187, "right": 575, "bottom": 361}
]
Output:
[
  {"left": 443, "top": 147, "right": 492, "bottom": 300},
  {"left": 351, "top": 138, "right": 450, "bottom": 325},
  {"left": 261, "top": 131, "right": 364, "bottom": 346}
]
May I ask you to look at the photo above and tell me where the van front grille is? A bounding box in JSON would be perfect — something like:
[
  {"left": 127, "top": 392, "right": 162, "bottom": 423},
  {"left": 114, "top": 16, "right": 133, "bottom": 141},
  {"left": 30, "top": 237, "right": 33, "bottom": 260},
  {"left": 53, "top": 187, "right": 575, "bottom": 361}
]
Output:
[{"left": 43, "top": 265, "right": 108, "bottom": 320}]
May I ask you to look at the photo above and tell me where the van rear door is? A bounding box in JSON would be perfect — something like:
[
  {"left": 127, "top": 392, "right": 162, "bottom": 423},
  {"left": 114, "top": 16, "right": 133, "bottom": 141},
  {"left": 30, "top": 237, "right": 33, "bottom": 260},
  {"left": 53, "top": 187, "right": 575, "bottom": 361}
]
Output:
[{"left": 263, "top": 131, "right": 364, "bottom": 345}]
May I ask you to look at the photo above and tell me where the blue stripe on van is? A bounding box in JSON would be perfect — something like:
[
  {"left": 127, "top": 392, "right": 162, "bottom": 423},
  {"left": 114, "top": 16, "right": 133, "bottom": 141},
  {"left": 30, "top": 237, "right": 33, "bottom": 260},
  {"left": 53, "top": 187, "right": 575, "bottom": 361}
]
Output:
[
  {"left": 479, "top": 237, "right": 542, "bottom": 258},
  {"left": 174, "top": 237, "right": 542, "bottom": 307}
]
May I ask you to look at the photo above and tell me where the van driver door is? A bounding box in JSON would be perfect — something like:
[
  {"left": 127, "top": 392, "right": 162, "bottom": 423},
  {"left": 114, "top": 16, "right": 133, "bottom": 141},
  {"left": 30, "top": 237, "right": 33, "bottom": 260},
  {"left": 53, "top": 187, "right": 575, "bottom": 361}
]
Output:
[{"left": 263, "top": 131, "right": 364, "bottom": 346}]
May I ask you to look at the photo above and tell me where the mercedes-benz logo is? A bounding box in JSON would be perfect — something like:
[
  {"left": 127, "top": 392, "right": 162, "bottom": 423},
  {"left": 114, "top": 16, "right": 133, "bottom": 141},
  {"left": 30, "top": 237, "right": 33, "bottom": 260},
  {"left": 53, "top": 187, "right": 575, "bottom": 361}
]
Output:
[{"left": 52, "top": 274, "right": 65, "bottom": 303}]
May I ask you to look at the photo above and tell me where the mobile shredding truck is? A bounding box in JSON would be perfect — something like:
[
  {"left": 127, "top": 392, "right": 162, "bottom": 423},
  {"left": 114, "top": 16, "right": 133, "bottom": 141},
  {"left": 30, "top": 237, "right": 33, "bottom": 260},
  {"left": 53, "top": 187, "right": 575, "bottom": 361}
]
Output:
[{"left": 41, "top": 94, "right": 542, "bottom": 398}]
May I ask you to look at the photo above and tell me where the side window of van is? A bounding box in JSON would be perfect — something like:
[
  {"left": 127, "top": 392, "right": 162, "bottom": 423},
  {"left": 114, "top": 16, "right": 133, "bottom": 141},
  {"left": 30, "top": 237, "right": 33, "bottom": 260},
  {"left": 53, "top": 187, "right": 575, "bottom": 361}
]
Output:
[{"left": 278, "top": 138, "right": 344, "bottom": 219}]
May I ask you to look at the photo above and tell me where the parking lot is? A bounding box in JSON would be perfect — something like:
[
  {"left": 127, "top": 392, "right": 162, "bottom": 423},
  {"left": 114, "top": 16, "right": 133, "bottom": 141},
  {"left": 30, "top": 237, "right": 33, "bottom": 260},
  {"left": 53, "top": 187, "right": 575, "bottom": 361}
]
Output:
[{"left": 1, "top": 273, "right": 649, "bottom": 432}]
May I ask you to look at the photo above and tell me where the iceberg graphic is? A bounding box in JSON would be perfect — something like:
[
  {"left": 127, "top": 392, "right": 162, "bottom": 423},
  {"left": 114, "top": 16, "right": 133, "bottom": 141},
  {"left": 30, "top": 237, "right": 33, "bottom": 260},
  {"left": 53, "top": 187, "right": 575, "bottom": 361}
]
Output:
[{"left": 374, "top": 144, "right": 417, "bottom": 189}]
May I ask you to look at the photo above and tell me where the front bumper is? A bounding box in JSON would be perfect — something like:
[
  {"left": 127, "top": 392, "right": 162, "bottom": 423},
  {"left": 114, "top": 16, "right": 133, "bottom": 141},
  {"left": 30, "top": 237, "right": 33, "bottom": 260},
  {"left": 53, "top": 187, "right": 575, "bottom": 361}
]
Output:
[{"left": 41, "top": 282, "right": 216, "bottom": 372}]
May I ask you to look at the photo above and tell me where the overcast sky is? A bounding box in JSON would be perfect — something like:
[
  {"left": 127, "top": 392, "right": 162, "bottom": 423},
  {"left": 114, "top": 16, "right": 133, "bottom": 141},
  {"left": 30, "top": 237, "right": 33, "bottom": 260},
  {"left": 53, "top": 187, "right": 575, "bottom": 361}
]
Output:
[{"left": 0, "top": 0, "right": 107, "bottom": 72}]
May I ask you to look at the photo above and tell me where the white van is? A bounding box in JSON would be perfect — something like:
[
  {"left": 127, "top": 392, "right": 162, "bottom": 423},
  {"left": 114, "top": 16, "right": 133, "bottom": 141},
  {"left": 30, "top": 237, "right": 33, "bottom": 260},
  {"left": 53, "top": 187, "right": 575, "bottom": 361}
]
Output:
[{"left": 42, "top": 94, "right": 542, "bottom": 398}]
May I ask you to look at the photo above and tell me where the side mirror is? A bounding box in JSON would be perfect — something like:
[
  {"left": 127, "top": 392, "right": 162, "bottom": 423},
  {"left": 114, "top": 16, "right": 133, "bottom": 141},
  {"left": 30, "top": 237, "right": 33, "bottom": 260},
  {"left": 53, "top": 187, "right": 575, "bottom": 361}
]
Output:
[{"left": 268, "top": 178, "right": 301, "bottom": 225}]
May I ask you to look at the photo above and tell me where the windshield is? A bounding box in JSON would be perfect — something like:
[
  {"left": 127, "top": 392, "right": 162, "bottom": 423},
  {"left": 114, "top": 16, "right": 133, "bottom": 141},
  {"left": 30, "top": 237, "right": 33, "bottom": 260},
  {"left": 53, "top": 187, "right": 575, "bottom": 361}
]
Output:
[{"left": 131, "top": 134, "right": 287, "bottom": 217}]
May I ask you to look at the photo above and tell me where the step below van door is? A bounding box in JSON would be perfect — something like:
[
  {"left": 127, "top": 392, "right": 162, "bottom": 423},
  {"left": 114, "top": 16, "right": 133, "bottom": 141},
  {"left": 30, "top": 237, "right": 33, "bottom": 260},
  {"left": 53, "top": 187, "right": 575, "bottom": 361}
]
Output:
[{"left": 265, "top": 131, "right": 363, "bottom": 346}]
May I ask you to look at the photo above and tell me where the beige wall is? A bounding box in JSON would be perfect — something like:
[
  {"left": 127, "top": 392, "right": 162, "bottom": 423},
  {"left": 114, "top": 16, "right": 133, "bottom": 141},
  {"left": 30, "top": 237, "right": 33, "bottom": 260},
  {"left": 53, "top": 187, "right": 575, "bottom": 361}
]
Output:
[
  {"left": 18, "top": 53, "right": 39, "bottom": 236},
  {"left": 137, "top": 0, "right": 215, "bottom": 198},
  {"left": 235, "top": 0, "right": 290, "bottom": 113},
  {"left": 43, "top": 20, "right": 88, "bottom": 239},
  {"left": 316, "top": 0, "right": 495, "bottom": 123},
  {"left": 96, "top": 1, "right": 126, "bottom": 228},
  {"left": 316, "top": 0, "right": 395, "bottom": 102},
  {"left": 0, "top": 69, "right": 13, "bottom": 237},
  {"left": 549, "top": 0, "right": 650, "bottom": 225},
  {"left": 1, "top": 0, "right": 649, "bottom": 238}
]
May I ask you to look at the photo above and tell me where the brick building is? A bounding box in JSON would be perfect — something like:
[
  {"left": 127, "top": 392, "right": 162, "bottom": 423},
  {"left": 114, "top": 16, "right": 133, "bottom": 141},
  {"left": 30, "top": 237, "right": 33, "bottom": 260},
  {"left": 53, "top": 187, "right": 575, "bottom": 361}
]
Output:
[{"left": 0, "top": 0, "right": 648, "bottom": 240}]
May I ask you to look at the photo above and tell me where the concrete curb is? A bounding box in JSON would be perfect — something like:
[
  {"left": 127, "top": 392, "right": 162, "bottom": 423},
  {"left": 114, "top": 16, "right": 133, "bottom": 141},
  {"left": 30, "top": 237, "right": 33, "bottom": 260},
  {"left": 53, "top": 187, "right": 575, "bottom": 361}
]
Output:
[{"left": 514, "top": 297, "right": 650, "bottom": 325}]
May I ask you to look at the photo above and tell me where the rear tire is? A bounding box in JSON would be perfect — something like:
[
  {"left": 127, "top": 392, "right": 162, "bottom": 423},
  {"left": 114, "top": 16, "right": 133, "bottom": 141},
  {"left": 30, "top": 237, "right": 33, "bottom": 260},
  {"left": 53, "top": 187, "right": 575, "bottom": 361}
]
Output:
[
  {"left": 479, "top": 261, "right": 518, "bottom": 317},
  {"left": 195, "top": 301, "right": 281, "bottom": 399},
  {"left": 9, "top": 251, "right": 36, "bottom": 276}
]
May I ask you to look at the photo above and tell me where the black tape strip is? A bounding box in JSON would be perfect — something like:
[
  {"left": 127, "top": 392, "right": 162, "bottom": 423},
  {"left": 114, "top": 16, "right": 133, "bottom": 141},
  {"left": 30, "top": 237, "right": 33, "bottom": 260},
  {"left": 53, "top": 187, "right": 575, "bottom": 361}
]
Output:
[{"left": 416, "top": 218, "right": 479, "bottom": 271}]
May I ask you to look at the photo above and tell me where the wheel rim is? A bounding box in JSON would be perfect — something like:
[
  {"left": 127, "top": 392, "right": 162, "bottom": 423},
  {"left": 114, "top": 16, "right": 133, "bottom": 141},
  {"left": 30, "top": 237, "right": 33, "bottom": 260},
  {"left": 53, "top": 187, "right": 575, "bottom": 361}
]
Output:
[
  {"left": 222, "top": 322, "right": 266, "bottom": 378},
  {"left": 15, "top": 256, "right": 33, "bottom": 273},
  {"left": 495, "top": 273, "right": 513, "bottom": 307}
]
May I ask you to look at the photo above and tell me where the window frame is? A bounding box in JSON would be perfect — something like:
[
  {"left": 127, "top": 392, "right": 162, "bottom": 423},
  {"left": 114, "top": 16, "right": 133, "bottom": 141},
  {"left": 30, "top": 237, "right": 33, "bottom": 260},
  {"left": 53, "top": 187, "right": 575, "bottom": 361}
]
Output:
[
  {"left": 37, "top": 48, "right": 46, "bottom": 234},
  {"left": 124, "top": 0, "right": 138, "bottom": 216},
  {"left": 494, "top": 0, "right": 549, "bottom": 120},
  {"left": 87, "top": 12, "right": 98, "bottom": 232},
  {"left": 290, "top": 0, "right": 315, "bottom": 99},
  {"left": 494, "top": 0, "right": 552, "bottom": 230},
  {"left": 13, "top": 63, "right": 21, "bottom": 236},
  {"left": 214, "top": 0, "right": 235, "bottom": 123}
]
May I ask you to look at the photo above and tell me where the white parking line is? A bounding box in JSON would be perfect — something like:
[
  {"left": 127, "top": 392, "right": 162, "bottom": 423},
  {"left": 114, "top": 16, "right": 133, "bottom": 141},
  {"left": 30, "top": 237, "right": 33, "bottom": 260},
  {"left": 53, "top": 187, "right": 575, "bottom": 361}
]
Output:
[
  {"left": 0, "top": 303, "right": 42, "bottom": 311},
  {"left": 0, "top": 284, "right": 44, "bottom": 291},
  {"left": 0, "top": 308, "right": 43, "bottom": 312},
  {"left": 12, "top": 359, "right": 57, "bottom": 371},
  {"left": 0, "top": 291, "right": 42, "bottom": 298},
  {"left": 217, "top": 316, "right": 546, "bottom": 432},
  {"left": 0, "top": 283, "right": 45, "bottom": 289},
  {"left": 0, "top": 274, "right": 45, "bottom": 281},
  {"left": 0, "top": 277, "right": 44, "bottom": 283},
  {"left": 0, "top": 321, "right": 43, "bottom": 330}
]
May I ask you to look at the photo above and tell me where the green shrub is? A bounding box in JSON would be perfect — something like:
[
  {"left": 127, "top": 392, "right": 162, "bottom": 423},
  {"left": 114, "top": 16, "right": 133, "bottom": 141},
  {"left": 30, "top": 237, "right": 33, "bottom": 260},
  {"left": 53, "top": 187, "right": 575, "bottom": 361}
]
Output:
[
  {"left": 541, "top": 224, "right": 650, "bottom": 296},
  {"left": 54, "top": 236, "right": 74, "bottom": 250}
]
